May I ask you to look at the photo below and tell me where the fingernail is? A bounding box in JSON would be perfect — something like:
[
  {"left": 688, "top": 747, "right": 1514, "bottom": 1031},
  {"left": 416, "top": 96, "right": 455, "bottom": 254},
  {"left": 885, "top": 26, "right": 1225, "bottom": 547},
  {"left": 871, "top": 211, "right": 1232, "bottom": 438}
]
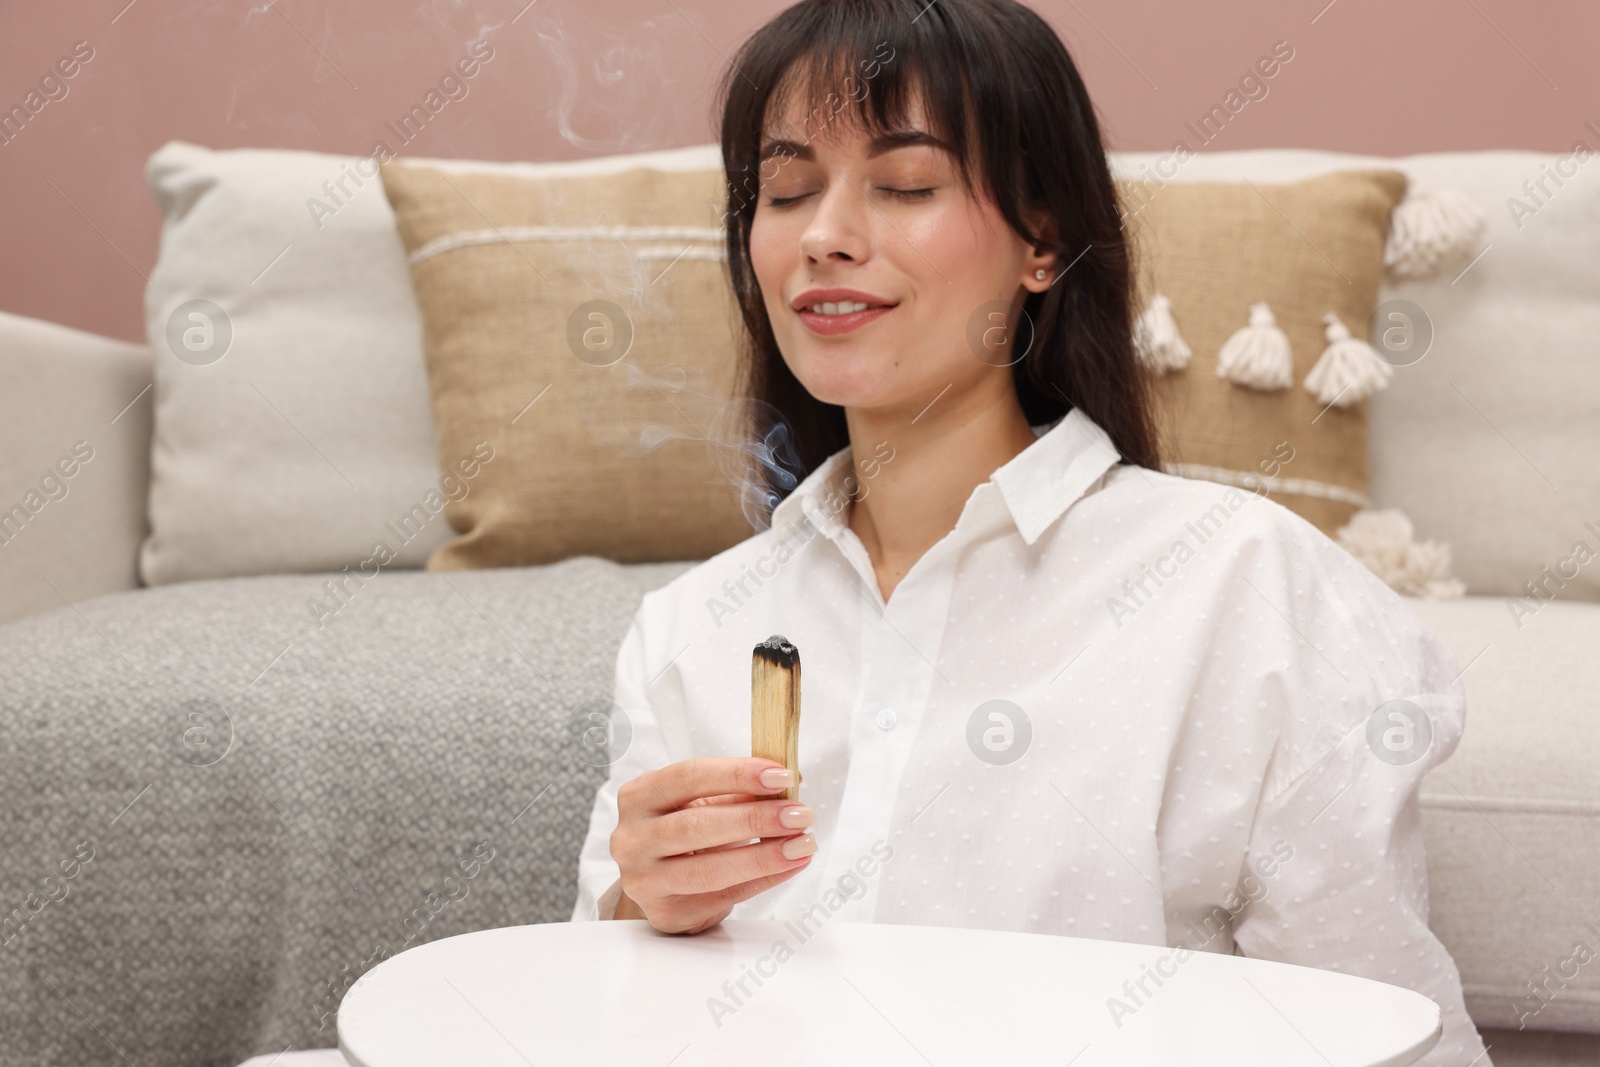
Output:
[
  {"left": 759, "top": 768, "right": 794, "bottom": 790},
  {"left": 779, "top": 805, "right": 813, "bottom": 829},
  {"left": 781, "top": 833, "right": 816, "bottom": 860}
]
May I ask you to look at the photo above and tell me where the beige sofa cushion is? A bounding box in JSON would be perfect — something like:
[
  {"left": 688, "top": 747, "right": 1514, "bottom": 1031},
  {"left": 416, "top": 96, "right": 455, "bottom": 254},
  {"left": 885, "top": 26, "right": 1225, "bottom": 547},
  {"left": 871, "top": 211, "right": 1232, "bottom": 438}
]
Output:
[
  {"left": 1112, "top": 149, "right": 1600, "bottom": 602},
  {"left": 0, "top": 312, "right": 152, "bottom": 627},
  {"left": 1411, "top": 596, "right": 1600, "bottom": 1032}
]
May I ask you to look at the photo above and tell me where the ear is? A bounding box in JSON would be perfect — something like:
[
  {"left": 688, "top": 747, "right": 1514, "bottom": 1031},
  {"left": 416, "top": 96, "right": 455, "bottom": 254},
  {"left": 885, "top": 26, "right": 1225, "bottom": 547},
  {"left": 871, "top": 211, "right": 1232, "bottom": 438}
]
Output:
[{"left": 1019, "top": 207, "right": 1060, "bottom": 293}]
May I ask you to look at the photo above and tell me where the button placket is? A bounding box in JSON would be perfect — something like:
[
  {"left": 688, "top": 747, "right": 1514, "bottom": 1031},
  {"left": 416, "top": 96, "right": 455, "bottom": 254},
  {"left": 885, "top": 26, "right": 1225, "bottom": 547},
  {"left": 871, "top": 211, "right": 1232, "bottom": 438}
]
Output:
[
  {"left": 799, "top": 487, "right": 990, "bottom": 922},
  {"left": 813, "top": 550, "right": 960, "bottom": 923},
  {"left": 807, "top": 602, "right": 896, "bottom": 923}
]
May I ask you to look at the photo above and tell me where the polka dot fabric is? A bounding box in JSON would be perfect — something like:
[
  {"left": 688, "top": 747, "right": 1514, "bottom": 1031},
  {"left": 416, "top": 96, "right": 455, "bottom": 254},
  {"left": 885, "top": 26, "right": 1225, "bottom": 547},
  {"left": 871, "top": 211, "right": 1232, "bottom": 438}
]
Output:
[{"left": 573, "top": 406, "right": 1490, "bottom": 1066}]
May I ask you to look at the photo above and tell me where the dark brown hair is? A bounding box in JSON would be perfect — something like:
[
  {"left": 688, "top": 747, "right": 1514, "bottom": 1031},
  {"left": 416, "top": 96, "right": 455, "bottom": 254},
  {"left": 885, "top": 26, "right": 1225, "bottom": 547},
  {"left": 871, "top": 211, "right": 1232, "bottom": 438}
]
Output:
[{"left": 711, "top": 0, "right": 1160, "bottom": 521}]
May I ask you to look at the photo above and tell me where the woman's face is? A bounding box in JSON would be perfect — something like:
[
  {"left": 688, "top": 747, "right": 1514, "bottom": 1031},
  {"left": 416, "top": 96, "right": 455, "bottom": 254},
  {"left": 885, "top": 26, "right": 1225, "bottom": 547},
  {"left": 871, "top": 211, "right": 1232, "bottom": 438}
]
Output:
[{"left": 748, "top": 87, "right": 1054, "bottom": 417}]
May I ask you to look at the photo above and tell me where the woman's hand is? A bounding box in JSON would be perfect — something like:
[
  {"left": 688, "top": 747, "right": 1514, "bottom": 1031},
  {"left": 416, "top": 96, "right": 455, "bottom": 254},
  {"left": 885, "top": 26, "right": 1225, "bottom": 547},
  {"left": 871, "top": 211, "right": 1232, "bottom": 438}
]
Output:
[{"left": 609, "top": 756, "right": 816, "bottom": 934}]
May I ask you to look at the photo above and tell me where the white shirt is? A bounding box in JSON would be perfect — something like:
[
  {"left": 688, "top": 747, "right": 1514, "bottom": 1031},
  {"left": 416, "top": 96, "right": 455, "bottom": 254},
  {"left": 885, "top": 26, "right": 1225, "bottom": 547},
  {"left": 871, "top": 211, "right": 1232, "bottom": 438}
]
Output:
[{"left": 571, "top": 406, "right": 1490, "bottom": 1067}]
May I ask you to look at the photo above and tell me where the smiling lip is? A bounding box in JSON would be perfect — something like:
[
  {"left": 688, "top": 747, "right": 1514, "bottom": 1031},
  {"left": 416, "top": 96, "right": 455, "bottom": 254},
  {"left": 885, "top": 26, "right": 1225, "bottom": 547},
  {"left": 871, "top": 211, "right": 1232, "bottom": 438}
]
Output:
[
  {"left": 791, "top": 288, "right": 898, "bottom": 337},
  {"left": 798, "top": 305, "right": 895, "bottom": 336}
]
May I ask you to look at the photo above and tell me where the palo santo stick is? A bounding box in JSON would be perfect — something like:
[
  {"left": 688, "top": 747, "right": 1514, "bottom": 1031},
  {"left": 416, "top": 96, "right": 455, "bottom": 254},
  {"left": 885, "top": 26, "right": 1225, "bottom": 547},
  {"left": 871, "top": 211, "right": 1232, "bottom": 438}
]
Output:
[{"left": 752, "top": 635, "right": 802, "bottom": 803}]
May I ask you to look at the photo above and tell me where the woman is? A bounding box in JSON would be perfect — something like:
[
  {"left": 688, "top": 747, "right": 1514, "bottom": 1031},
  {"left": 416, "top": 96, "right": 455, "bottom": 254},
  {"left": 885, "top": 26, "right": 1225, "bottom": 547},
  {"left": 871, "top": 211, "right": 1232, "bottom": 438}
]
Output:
[{"left": 573, "top": 1, "right": 1490, "bottom": 1063}]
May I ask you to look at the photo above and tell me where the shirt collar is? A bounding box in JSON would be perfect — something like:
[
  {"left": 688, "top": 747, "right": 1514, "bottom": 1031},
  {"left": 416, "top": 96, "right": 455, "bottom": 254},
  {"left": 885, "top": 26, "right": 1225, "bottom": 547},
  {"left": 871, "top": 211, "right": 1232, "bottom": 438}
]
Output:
[{"left": 766, "top": 406, "right": 1124, "bottom": 547}]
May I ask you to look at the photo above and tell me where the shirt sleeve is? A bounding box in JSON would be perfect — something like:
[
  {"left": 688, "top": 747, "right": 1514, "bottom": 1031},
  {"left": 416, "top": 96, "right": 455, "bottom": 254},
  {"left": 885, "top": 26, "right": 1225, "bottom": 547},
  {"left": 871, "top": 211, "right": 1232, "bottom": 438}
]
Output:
[
  {"left": 1229, "top": 512, "right": 1493, "bottom": 1067},
  {"left": 570, "top": 598, "right": 673, "bottom": 922}
]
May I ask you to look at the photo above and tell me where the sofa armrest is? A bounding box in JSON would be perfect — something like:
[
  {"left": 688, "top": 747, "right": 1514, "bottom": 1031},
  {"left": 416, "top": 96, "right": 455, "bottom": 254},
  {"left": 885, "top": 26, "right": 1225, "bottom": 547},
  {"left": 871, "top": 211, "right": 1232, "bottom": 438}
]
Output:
[{"left": 0, "top": 311, "right": 152, "bottom": 627}]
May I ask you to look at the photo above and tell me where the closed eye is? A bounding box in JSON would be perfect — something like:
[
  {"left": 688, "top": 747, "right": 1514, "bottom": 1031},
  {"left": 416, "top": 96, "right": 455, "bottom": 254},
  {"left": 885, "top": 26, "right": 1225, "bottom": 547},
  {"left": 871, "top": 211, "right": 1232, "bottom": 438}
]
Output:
[{"left": 763, "top": 187, "right": 937, "bottom": 208}]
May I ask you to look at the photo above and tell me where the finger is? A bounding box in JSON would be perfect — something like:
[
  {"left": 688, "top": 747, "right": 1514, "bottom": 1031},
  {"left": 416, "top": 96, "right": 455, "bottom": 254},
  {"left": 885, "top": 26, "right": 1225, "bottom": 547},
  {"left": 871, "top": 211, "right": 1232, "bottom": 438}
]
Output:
[
  {"left": 657, "top": 834, "right": 816, "bottom": 898},
  {"left": 658, "top": 797, "right": 812, "bottom": 857},
  {"left": 674, "top": 792, "right": 761, "bottom": 857},
  {"left": 677, "top": 793, "right": 762, "bottom": 848},
  {"left": 644, "top": 856, "right": 816, "bottom": 935},
  {"left": 660, "top": 857, "right": 815, "bottom": 931},
  {"left": 706, "top": 854, "right": 814, "bottom": 910},
  {"left": 684, "top": 823, "right": 808, "bottom": 858},
  {"left": 633, "top": 757, "right": 792, "bottom": 816},
  {"left": 681, "top": 792, "right": 760, "bottom": 809}
]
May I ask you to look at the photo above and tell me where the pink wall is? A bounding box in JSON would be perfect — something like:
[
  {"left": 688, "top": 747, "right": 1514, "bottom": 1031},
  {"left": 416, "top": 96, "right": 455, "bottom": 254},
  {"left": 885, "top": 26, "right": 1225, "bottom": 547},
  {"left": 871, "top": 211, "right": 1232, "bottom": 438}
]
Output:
[{"left": 2, "top": 0, "right": 1596, "bottom": 344}]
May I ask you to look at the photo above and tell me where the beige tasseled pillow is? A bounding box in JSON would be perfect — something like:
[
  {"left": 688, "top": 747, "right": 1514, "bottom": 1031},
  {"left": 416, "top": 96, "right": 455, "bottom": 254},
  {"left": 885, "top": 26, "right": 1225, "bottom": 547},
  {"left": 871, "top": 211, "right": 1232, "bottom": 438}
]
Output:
[
  {"left": 1118, "top": 169, "right": 1410, "bottom": 539},
  {"left": 380, "top": 160, "right": 752, "bottom": 570}
]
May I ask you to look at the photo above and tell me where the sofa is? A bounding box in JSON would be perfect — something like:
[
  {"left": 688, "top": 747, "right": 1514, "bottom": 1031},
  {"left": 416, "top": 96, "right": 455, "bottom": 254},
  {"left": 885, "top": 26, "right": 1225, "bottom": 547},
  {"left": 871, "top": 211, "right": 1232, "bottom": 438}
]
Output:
[{"left": 1, "top": 143, "right": 1597, "bottom": 1067}]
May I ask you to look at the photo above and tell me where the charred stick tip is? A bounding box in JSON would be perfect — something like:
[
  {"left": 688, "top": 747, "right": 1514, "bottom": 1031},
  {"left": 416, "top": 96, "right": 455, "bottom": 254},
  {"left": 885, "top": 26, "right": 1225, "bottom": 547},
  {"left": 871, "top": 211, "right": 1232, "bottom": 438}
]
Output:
[{"left": 753, "top": 634, "right": 798, "bottom": 668}]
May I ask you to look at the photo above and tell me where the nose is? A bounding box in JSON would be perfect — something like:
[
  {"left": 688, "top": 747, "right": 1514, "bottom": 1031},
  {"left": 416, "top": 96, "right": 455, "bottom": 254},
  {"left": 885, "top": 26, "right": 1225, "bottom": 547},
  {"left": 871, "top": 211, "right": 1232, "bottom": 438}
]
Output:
[{"left": 798, "top": 179, "right": 872, "bottom": 265}]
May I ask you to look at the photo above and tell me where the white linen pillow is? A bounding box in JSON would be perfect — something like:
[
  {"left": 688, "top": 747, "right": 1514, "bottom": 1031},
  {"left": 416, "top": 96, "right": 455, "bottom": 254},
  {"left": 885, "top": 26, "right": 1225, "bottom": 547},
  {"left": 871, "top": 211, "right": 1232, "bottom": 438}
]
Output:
[
  {"left": 141, "top": 141, "right": 448, "bottom": 584},
  {"left": 139, "top": 140, "right": 720, "bottom": 585}
]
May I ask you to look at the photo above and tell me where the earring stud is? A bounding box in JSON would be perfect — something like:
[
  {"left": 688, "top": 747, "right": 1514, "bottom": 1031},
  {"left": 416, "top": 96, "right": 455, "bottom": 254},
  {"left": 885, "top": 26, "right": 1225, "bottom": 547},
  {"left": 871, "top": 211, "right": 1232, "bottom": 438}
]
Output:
[{"left": 1034, "top": 268, "right": 1047, "bottom": 281}]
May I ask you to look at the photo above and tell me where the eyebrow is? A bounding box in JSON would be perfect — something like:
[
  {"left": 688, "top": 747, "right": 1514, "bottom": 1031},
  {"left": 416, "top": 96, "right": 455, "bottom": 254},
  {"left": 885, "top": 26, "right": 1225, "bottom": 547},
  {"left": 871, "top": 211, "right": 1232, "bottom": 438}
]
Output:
[{"left": 757, "top": 128, "right": 952, "bottom": 165}]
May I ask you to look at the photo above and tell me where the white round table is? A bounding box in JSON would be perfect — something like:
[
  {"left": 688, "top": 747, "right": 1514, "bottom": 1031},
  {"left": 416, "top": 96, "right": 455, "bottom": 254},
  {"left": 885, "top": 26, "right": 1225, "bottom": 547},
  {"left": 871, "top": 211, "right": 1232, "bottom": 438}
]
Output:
[{"left": 338, "top": 920, "right": 1442, "bottom": 1067}]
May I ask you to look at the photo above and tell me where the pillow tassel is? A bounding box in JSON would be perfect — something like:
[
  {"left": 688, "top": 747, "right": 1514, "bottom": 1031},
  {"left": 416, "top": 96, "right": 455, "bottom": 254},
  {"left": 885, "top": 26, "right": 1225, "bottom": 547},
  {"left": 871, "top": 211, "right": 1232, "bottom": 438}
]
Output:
[
  {"left": 1303, "top": 311, "right": 1394, "bottom": 408},
  {"left": 1336, "top": 507, "right": 1466, "bottom": 598},
  {"left": 1384, "top": 184, "right": 1487, "bottom": 279},
  {"left": 1132, "top": 293, "right": 1192, "bottom": 374},
  {"left": 1215, "top": 302, "right": 1292, "bottom": 391}
]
